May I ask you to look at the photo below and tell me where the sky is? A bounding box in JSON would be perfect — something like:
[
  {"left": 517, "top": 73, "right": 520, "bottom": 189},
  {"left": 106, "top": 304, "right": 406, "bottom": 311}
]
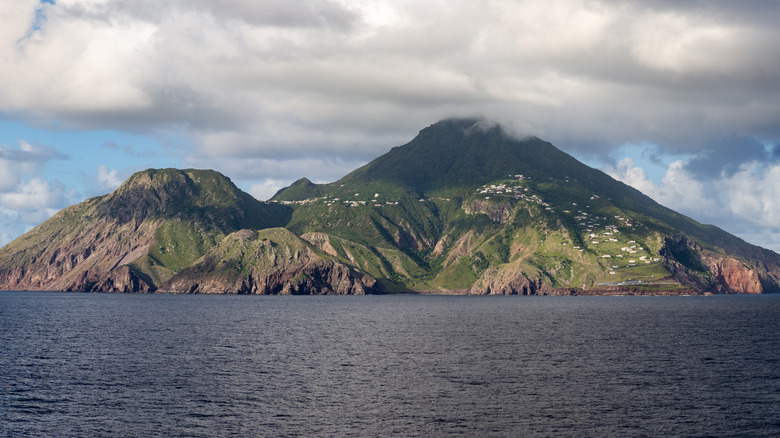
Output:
[{"left": 1, "top": 0, "right": 779, "bottom": 252}]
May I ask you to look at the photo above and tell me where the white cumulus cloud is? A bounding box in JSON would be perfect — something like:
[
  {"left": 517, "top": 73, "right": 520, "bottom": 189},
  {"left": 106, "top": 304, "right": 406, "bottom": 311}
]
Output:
[
  {"left": 607, "top": 157, "right": 719, "bottom": 216},
  {"left": 1, "top": 0, "right": 778, "bottom": 155},
  {"left": 718, "top": 163, "right": 780, "bottom": 228},
  {"left": 97, "top": 165, "right": 123, "bottom": 190},
  {"left": 0, "top": 160, "right": 18, "bottom": 192},
  {"left": 0, "top": 178, "right": 66, "bottom": 211},
  {"left": 249, "top": 179, "right": 287, "bottom": 201},
  {"left": 606, "top": 157, "right": 780, "bottom": 253}
]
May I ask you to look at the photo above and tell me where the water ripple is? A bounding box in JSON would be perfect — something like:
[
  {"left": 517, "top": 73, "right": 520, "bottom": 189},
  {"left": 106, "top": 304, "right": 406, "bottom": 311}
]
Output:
[{"left": 1, "top": 293, "right": 778, "bottom": 437}]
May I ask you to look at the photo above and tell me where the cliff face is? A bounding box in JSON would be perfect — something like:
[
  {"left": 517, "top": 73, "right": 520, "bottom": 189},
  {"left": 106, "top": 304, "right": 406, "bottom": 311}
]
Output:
[
  {"left": 464, "top": 200, "right": 512, "bottom": 224},
  {"left": 710, "top": 257, "right": 762, "bottom": 294},
  {"left": 159, "top": 229, "right": 385, "bottom": 295},
  {"left": 65, "top": 266, "right": 156, "bottom": 293},
  {"left": 470, "top": 265, "right": 548, "bottom": 295},
  {"left": 0, "top": 203, "right": 164, "bottom": 292},
  {"left": 661, "top": 235, "right": 766, "bottom": 294}
]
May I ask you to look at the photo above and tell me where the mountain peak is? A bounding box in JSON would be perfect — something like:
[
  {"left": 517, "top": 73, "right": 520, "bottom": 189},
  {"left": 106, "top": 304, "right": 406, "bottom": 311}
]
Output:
[
  {"left": 115, "top": 168, "right": 239, "bottom": 197},
  {"left": 272, "top": 177, "right": 320, "bottom": 201},
  {"left": 98, "top": 168, "right": 243, "bottom": 225},
  {"left": 95, "top": 168, "right": 291, "bottom": 233},
  {"left": 319, "top": 118, "right": 584, "bottom": 197},
  {"left": 421, "top": 117, "right": 503, "bottom": 137},
  {"left": 0, "top": 167, "right": 292, "bottom": 292}
]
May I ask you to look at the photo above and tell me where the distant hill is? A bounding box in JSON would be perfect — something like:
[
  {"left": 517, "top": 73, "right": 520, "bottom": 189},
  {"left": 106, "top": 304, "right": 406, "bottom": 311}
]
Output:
[{"left": 2, "top": 119, "right": 779, "bottom": 294}]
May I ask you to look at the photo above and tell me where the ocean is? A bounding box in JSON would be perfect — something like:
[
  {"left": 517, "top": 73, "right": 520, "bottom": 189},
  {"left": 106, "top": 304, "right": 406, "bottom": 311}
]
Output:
[{"left": 1, "top": 292, "right": 778, "bottom": 437}]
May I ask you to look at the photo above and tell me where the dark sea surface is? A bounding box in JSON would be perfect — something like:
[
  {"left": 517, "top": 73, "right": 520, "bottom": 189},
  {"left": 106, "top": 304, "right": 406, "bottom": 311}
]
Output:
[{"left": 1, "top": 292, "right": 778, "bottom": 437}]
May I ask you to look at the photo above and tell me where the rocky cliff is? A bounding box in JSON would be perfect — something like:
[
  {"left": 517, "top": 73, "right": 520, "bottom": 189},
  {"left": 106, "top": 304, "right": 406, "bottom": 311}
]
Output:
[
  {"left": 464, "top": 200, "right": 513, "bottom": 224},
  {"left": 0, "top": 200, "right": 162, "bottom": 292},
  {"left": 470, "top": 265, "right": 548, "bottom": 295},
  {"left": 711, "top": 257, "right": 762, "bottom": 294},
  {"left": 661, "top": 235, "right": 768, "bottom": 294}
]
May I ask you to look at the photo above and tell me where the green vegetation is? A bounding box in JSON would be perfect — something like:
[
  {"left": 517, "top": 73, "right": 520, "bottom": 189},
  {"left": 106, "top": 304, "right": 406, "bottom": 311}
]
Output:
[
  {"left": 430, "top": 255, "right": 483, "bottom": 290},
  {"left": 666, "top": 239, "right": 708, "bottom": 272},
  {"left": 263, "top": 119, "right": 778, "bottom": 293},
  {"left": 3, "top": 119, "right": 778, "bottom": 294},
  {"left": 271, "top": 178, "right": 322, "bottom": 201}
]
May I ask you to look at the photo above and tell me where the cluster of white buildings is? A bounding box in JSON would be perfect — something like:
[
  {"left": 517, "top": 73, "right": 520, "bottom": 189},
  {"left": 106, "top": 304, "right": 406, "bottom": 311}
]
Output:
[
  {"left": 279, "top": 193, "right": 399, "bottom": 208},
  {"left": 473, "top": 178, "right": 662, "bottom": 272},
  {"left": 476, "top": 177, "right": 556, "bottom": 211},
  {"left": 614, "top": 215, "right": 633, "bottom": 227}
]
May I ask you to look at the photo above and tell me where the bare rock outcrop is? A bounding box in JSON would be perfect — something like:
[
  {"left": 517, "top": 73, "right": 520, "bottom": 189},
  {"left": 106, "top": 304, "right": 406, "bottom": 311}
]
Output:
[
  {"left": 0, "top": 217, "right": 161, "bottom": 292},
  {"left": 464, "top": 200, "right": 512, "bottom": 224},
  {"left": 710, "top": 257, "right": 762, "bottom": 294},
  {"left": 301, "top": 232, "right": 340, "bottom": 258},
  {"left": 442, "top": 230, "right": 481, "bottom": 268},
  {"left": 65, "top": 266, "right": 156, "bottom": 293},
  {"left": 661, "top": 235, "right": 765, "bottom": 294},
  {"left": 470, "top": 265, "right": 548, "bottom": 295}
]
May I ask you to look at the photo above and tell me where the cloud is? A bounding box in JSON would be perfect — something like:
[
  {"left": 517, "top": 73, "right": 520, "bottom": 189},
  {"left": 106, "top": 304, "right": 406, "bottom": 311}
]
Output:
[
  {"left": 606, "top": 157, "right": 719, "bottom": 217},
  {"left": 249, "top": 179, "right": 288, "bottom": 201},
  {"left": 683, "top": 136, "right": 776, "bottom": 180},
  {"left": 1, "top": 0, "right": 778, "bottom": 158},
  {"left": 0, "top": 139, "right": 67, "bottom": 190},
  {"left": 96, "top": 165, "right": 123, "bottom": 190},
  {"left": 103, "top": 141, "right": 158, "bottom": 158},
  {"left": 606, "top": 156, "right": 780, "bottom": 252},
  {"left": 719, "top": 162, "right": 780, "bottom": 228},
  {"left": 184, "top": 0, "right": 355, "bottom": 29},
  {"left": 0, "top": 139, "right": 67, "bottom": 165},
  {"left": 0, "top": 231, "right": 11, "bottom": 248},
  {"left": 0, "top": 2, "right": 39, "bottom": 48},
  {"left": 53, "top": 0, "right": 355, "bottom": 29},
  {"left": 0, "top": 178, "right": 65, "bottom": 211},
  {"left": 0, "top": 160, "right": 17, "bottom": 192},
  {"left": 0, "top": 137, "right": 71, "bottom": 243}
]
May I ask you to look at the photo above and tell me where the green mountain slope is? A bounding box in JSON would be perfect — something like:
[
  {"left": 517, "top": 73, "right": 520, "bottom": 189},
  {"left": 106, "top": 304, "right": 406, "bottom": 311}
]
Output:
[
  {"left": 273, "top": 118, "right": 780, "bottom": 294},
  {"left": 159, "top": 228, "right": 385, "bottom": 295},
  {"left": 0, "top": 169, "right": 292, "bottom": 291}
]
